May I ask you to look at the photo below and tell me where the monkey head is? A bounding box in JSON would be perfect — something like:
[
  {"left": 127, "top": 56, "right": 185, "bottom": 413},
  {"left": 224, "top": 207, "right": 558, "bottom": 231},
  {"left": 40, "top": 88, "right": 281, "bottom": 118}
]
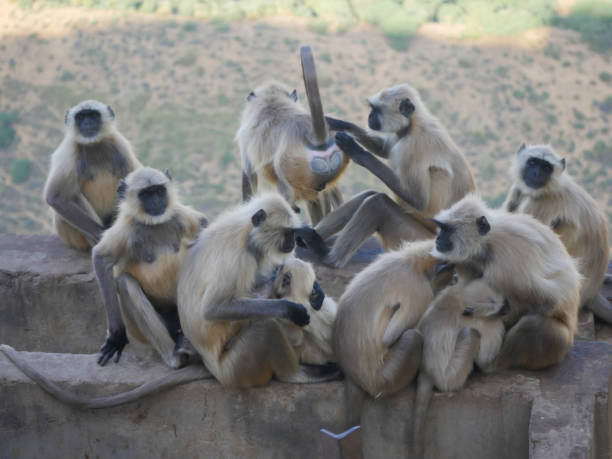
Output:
[
  {"left": 246, "top": 81, "right": 298, "bottom": 105},
  {"left": 274, "top": 259, "right": 325, "bottom": 311},
  {"left": 117, "top": 167, "right": 177, "bottom": 225},
  {"left": 430, "top": 195, "right": 491, "bottom": 263},
  {"left": 513, "top": 144, "right": 565, "bottom": 194},
  {"left": 366, "top": 84, "right": 422, "bottom": 134},
  {"left": 458, "top": 279, "right": 508, "bottom": 318},
  {"left": 65, "top": 99, "right": 116, "bottom": 144},
  {"left": 246, "top": 193, "right": 303, "bottom": 265}
]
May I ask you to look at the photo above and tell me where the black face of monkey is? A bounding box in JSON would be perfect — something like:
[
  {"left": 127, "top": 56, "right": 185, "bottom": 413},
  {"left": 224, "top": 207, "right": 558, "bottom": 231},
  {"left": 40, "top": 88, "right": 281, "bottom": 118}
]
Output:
[
  {"left": 309, "top": 280, "right": 325, "bottom": 311},
  {"left": 368, "top": 104, "right": 382, "bottom": 131},
  {"left": 138, "top": 185, "right": 168, "bottom": 216},
  {"left": 280, "top": 229, "right": 296, "bottom": 253},
  {"left": 75, "top": 109, "right": 102, "bottom": 137},
  {"left": 432, "top": 219, "right": 455, "bottom": 253},
  {"left": 522, "top": 157, "right": 554, "bottom": 189}
]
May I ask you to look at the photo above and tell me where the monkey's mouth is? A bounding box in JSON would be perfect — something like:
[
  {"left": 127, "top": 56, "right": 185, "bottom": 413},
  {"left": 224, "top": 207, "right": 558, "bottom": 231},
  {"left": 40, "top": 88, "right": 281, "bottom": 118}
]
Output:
[{"left": 435, "top": 238, "right": 453, "bottom": 253}]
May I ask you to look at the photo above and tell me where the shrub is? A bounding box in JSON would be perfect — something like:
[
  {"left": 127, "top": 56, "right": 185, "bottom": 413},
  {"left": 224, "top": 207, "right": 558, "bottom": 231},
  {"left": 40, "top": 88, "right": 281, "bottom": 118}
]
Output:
[
  {"left": 11, "top": 159, "right": 31, "bottom": 183},
  {"left": 0, "top": 111, "right": 18, "bottom": 148}
]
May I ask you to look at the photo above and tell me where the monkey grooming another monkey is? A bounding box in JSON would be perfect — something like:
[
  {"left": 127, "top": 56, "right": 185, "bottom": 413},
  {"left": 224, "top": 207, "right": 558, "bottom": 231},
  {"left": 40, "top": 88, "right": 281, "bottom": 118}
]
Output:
[
  {"left": 413, "top": 279, "right": 507, "bottom": 458},
  {"left": 334, "top": 239, "right": 455, "bottom": 428},
  {"left": 44, "top": 100, "right": 141, "bottom": 250},
  {"left": 178, "top": 193, "right": 337, "bottom": 388},
  {"left": 431, "top": 195, "right": 581, "bottom": 370},
  {"left": 504, "top": 143, "right": 612, "bottom": 323},
  {"left": 93, "top": 167, "right": 207, "bottom": 369},
  {"left": 236, "top": 81, "right": 348, "bottom": 224},
  {"left": 308, "top": 83, "right": 475, "bottom": 267},
  {"left": 272, "top": 258, "right": 337, "bottom": 365}
]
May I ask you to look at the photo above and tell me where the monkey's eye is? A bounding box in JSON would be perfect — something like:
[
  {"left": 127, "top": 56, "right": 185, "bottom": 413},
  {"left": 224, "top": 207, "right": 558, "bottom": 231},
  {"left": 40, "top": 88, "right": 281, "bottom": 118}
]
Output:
[
  {"left": 527, "top": 158, "right": 538, "bottom": 166},
  {"left": 282, "top": 272, "right": 292, "bottom": 287},
  {"left": 542, "top": 163, "right": 553, "bottom": 172}
]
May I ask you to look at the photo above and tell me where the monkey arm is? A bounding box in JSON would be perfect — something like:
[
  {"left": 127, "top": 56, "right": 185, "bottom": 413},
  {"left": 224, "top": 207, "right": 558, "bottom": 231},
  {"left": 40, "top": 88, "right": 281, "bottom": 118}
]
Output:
[
  {"left": 326, "top": 116, "right": 389, "bottom": 158},
  {"left": 205, "top": 298, "right": 310, "bottom": 327},
  {"left": 45, "top": 185, "right": 105, "bottom": 243},
  {"left": 92, "top": 249, "right": 128, "bottom": 366},
  {"left": 335, "top": 132, "right": 424, "bottom": 211},
  {"left": 503, "top": 186, "right": 523, "bottom": 212}
]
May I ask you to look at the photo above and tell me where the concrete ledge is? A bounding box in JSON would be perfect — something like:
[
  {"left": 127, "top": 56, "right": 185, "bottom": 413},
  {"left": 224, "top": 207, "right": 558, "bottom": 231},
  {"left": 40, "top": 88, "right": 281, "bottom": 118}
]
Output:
[
  {"left": 0, "top": 235, "right": 106, "bottom": 353},
  {"left": 1, "top": 341, "right": 610, "bottom": 458}
]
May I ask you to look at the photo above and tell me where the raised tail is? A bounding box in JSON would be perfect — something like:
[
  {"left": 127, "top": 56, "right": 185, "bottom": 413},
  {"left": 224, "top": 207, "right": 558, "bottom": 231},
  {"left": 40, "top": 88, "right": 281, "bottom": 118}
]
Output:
[
  {"left": 413, "top": 372, "right": 434, "bottom": 459},
  {"left": 0, "top": 344, "right": 211, "bottom": 409}
]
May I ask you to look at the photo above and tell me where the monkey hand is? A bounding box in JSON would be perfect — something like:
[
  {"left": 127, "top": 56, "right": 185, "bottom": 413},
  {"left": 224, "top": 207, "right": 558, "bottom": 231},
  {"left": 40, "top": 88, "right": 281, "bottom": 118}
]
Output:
[
  {"left": 326, "top": 116, "right": 354, "bottom": 132},
  {"left": 97, "top": 328, "right": 129, "bottom": 366},
  {"left": 286, "top": 302, "right": 310, "bottom": 327},
  {"left": 335, "top": 132, "right": 368, "bottom": 165}
]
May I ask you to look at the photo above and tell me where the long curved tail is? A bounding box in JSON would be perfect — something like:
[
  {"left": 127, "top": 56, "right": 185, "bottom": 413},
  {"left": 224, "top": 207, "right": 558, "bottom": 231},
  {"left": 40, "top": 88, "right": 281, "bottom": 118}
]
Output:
[
  {"left": 0, "top": 344, "right": 211, "bottom": 409},
  {"left": 413, "top": 372, "right": 434, "bottom": 459}
]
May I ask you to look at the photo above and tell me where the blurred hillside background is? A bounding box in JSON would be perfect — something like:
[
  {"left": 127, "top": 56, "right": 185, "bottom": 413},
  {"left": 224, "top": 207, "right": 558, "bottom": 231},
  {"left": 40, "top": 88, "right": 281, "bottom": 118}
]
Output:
[{"left": 0, "top": 0, "right": 611, "bottom": 235}]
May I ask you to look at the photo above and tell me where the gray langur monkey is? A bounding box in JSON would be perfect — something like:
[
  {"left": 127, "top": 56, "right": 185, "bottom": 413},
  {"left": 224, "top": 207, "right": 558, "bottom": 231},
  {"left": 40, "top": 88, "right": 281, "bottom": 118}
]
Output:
[
  {"left": 504, "top": 144, "right": 612, "bottom": 323},
  {"left": 413, "top": 279, "right": 508, "bottom": 458},
  {"left": 44, "top": 100, "right": 141, "bottom": 250},
  {"left": 306, "top": 83, "right": 476, "bottom": 268},
  {"left": 177, "top": 193, "right": 338, "bottom": 388},
  {"left": 236, "top": 81, "right": 349, "bottom": 224},
  {"left": 334, "top": 240, "right": 455, "bottom": 428},
  {"left": 272, "top": 258, "right": 337, "bottom": 365},
  {"left": 93, "top": 167, "right": 208, "bottom": 369},
  {"left": 431, "top": 195, "right": 581, "bottom": 371}
]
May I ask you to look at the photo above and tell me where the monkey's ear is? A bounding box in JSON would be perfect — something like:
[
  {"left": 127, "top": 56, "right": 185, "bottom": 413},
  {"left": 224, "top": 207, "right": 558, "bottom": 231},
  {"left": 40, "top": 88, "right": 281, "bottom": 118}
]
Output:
[
  {"left": 517, "top": 143, "right": 526, "bottom": 155},
  {"left": 165, "top": 169, "right": 172, "bottom": 180},
  {"left": 476, "top": 216, "right": 490, "bottom": 236},
  {"left": 399, "top": 98, "right": 415, "bottom": 118},
  {"left": 251, "top": 209, "right": 267, "bottom": 227},
  {"left": 560, "top": 158, "right": 566, "bottom": 171},
  {"left": 64, "top": 110, "right": 70, "bottom": 125},
  {"left": 290, "top": 89, "right": 297, "bottom": 102},
  {"left": 117, "top": 180, "right": 127, "bottom": 199},
  {"left": 107, "top": 105, "right": 115, "bottom": 119},
  {"left": 247, "top": 91, "right": 255, "bottom": 102},
  {"left": 282, "top": 272, "right": 292, "bottom": 287}
]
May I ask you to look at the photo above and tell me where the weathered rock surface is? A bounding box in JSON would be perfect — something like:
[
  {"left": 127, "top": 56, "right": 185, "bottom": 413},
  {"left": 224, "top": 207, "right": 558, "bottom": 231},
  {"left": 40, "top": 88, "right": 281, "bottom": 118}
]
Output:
[{"left": 1, "top": 341, "right": 609, "bottom": 458}]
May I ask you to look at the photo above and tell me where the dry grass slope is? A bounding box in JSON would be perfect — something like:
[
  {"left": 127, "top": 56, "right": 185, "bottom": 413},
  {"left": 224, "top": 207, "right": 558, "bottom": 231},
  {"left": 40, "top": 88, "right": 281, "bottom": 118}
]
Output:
[{"left": 0, "top": 0, "right": 610, "bottom": 238}]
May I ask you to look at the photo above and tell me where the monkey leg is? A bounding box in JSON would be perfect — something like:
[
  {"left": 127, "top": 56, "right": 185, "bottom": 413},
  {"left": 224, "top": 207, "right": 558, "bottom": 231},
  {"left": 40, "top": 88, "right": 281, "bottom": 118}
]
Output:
[
  {"left": 492, "top": 314, "right": 571, "bottom": 371},
  {"left": 242, "top": 170, "right": 258, "bottom": 202},
  {"left": 379, "top": 329, "right": 423, "bottom": 396},
  {"left": 324, "top": 192, "right": 433, "bottom": 268},
  {"left": 588, "top": 293, "right": 612, "bottom": 324},
  {"left": 116, "top": 274, "right": 186, "bottom": 369},
  {"left": 216, "top": 319, "right": 299, "bottom": 388},
  {"left": 54, "top": 215, "right": 92, "bottom": 251},
  {"left": 314, "top": 190, "right": 377, "bottom": 240},
  {"left": 158, "top": 309, "right": 200, "bottom": 364},
  {"left": 439, "top": 327, "right": 480, "bottom": 392}
]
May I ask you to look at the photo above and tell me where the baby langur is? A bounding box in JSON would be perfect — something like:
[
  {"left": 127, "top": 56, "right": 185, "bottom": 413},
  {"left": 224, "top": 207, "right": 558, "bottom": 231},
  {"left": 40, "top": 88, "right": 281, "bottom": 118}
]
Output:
[
  {"left": 431, "top": 195, "right": 581, "bottom": 371},
  {"left": 178, "top": 193, "right": 337, "bottom": 389},
  {"left": 272, "top": 258, "right": 337, "bottom": 365},
  {"left": 93, "top": 167, "right": 207, "bottom": 369},
  {"left": 44, "top": 100, "right": 141, "bottom": 250},
  {"left": 334, "top": 240, "right": 455, "bottom": 428},
  {"left": 236, "top": 82, "right": 349, "bottom": 224},
  {"left": 413, "top": 279, "right": 508, "bottom": 458},
  {"left": 310, "top": 84, "right": 475, "bottom": 267},
  {"left": 504, "top": 144, "right": 612, "bottom": 323}
]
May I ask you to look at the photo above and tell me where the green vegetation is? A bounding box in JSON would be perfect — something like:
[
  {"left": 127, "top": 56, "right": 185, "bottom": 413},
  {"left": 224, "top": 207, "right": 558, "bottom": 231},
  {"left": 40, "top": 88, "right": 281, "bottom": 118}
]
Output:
[
  {"left": 484, "top": 191, "right": 507, "bottom": 209},
  {"left": 553, "top": 1, "right": 612, "bottom": 53},
  {"left": 0, "top": 111, "right": 18, "bottom": 148},
  {"left": 10, "top": 159, "right": 32, "bottom": 183},
  {"left": 15, "top": 0, "right": 568, "bottom": 43}
]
